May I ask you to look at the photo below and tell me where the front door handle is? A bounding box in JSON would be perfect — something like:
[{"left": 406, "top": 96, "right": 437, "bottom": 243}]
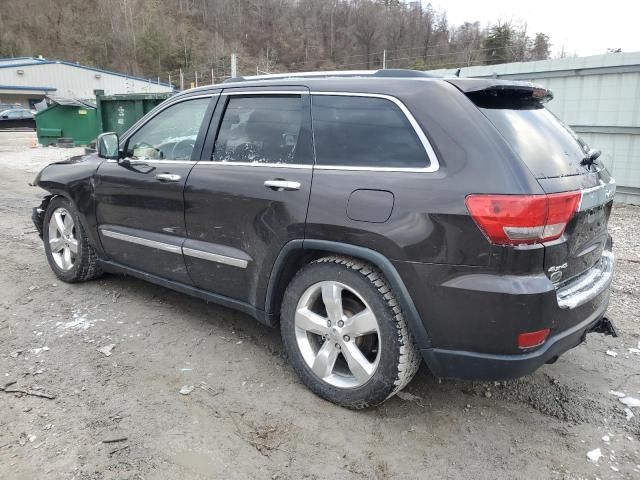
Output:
[
  {"left": 264, "top": 180, "right": 301, "bottom": 191},
  {"left": 156, "top": 173, "right": 181, "bottom": 182}
]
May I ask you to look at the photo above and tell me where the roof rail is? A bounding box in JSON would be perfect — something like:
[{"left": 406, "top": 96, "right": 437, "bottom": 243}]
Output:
[{"left": 223, "top": 69, "right": 437, "bottom": 83}]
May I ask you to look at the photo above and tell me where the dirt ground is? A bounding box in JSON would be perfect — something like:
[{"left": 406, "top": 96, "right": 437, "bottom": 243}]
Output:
[{"left": 1, "top": 132, "right": 639, "bottom": 480}]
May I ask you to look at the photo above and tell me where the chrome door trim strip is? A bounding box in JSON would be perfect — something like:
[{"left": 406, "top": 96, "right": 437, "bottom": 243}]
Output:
[
  {"left": 100, "top": 228, "right": 249, "bottom": 268},
  {"left": 309, "top": 91, "right": 440, "bottom": 173},
  {"left": 182, "top": 247, "right": 248, "bottom": 269},
  {"left": 100, "top": 229, "right": 182, "bottom": 254}
]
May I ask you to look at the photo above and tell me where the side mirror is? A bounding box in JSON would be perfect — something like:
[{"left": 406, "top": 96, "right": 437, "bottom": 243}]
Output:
[
  {"left": 1, "top": 115, "right": 7, "bottom": 119},
  {"left": 97, "top": 132, "right": 120, "bottom": 160}
]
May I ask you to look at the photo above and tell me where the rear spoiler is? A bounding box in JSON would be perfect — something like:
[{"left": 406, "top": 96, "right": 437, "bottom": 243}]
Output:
[{"left": 446, "top": 78, "right": 553, "bottom": 105}]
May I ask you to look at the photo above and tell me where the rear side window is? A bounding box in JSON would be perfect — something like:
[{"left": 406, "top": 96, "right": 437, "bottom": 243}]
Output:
[
  {"left": 473, "top": 97, "right": 590, "bottom": 179},
  {"left": 213, "top": 95, "right": 308, "bottom": 164},
  {"left": 311, "top": 95, "right": 427, "bottom": 169}
]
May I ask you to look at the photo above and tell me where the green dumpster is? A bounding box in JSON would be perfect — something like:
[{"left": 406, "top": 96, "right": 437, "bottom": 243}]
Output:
[
  {"left": 35, "top": 99, "right": 98, "bottom": 146},
  {"left": 35, "top": 91, "right": 174, "bottom": 146},
  {"left": 95, "top": 90, "right": 173, "bottom": 137}
]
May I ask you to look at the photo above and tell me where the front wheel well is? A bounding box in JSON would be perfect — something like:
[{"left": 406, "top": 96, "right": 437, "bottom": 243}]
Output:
[{"left": 32, "top": 194, "right": 54, "bottom": 238}]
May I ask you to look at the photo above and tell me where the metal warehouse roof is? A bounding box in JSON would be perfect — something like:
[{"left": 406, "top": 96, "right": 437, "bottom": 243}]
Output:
[
  {"left": 0, "top": 84, "right": 56, "bottom": 92},
  {"left": 0, "top": 57, "right": 172, "bottom": 88}
]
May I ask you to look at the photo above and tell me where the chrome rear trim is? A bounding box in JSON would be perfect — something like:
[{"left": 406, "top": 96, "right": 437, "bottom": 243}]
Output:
[
  {"left": 579, "top": 179, "right": 616, "bottom": 211},
  {"left": 556, "top": 251, "right": 614, "bottom": 309}
]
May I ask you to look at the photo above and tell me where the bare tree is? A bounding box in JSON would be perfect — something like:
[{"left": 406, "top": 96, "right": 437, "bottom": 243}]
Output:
[{"left": 0, "top": 0, "right": 553, "bottom": 80}]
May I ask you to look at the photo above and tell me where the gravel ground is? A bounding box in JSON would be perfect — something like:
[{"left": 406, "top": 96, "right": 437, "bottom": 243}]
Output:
[{"left": 1, "top": 134, "right": 639, "bottom": 479}]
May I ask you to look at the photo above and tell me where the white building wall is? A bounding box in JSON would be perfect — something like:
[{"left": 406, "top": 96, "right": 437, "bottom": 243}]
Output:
[
  {"left": 429, "top": 52, "right": 640, "bottom": 204},
  {"left": 0, "top": 61, "right": 173, "bottom": 99}
]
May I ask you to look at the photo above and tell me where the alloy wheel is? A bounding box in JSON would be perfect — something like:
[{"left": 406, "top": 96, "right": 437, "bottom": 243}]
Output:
[
  {"left": 48, "top": 207, "right": 78, "bottom": 271},
  {"left": 294, "top": 281, "right": 381, "bottom": 389}
]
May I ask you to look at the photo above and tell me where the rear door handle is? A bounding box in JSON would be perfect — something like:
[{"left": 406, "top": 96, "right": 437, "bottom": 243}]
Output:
[
  {"left": 156, "top": 173, "right": 181, "bottom": 182},
  {"left": 264, "top": 180, "right": 301, "bottom": 191}
]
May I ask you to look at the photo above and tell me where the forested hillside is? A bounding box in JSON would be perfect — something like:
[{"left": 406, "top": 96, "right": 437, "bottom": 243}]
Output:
[{"left": 0, "top": 0, "right": 551, "bottom": 84}]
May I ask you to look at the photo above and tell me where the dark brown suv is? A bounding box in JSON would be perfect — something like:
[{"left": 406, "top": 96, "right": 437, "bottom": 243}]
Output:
[{"left": 32, "top": 70, "right": 616, "bottom": 408}]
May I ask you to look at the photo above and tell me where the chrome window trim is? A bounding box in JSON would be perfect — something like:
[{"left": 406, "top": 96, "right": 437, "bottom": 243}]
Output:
[
  {"left": 195, "top": 161, "right": 312, "bottom": 169},
  {"left": 100, "top": 229, "right": 182, "bottom": 254},
  {"left": 206, "top": 90, "right": 440, "bottom": 172},
  {"left": 106, "top": 159, "right": 198, "bottom": 164},
  {"left": 309, "top": 91, "right": 440, "bottom": 173},
  {"left": 182, "top": 247, "right": 248, "bottom": 269}
]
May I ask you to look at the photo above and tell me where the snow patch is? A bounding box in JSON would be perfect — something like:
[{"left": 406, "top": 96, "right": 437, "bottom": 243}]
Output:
[
  {"left": 587, "top": 447, "right": 602, "bottom": 463},
  {"left": 619, "top": 396, "right": 640, "bottom": 408},
  {"left": 56, "top": 312, "right": 105, "bottom": 332}
]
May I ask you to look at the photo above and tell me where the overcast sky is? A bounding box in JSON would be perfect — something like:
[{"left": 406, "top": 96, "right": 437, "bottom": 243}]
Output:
[{"left": 434, "top": 0, "right": 639, "bottom": 57}]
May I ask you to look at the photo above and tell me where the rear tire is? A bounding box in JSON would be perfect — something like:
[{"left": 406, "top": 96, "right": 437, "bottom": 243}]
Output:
[
  {"left": 43, "top": 196, "right": 102, "bottom": 283},
  {"left": 280, "top": 255, "right": 420, "bottom": 409}
]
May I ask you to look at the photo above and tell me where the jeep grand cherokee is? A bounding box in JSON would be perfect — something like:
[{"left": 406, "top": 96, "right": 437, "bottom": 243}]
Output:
[{"left": 32, "top": 69, "right": 616, "bottom": 408}]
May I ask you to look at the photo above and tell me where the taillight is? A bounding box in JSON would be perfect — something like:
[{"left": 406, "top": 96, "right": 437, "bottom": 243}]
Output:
[
  {"left": 517, "top": 328, "right": 550, "bottom": 349},
  {"left": 465, "top": 191, "right": 581, "bottom": 245}
]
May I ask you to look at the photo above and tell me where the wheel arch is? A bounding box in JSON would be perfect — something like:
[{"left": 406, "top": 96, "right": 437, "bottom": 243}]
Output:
[{"left": 265, "top": 239, "right": 432, "bottom": 349}]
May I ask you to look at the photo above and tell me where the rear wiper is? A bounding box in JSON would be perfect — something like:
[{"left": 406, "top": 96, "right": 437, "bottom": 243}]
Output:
[{"left": 581, "top": 148, "right": 601, "bottom": 167}]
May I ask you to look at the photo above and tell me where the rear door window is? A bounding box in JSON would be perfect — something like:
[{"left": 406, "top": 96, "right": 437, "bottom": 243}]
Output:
[
  {"left": 477, "top": 104, "right": 590, "bottom": 179},
  {"left": 311, "top": 95, "right": 428, "bottom": 169},
  {"left": 213, "top": 95, "right": 309, "bottom": 164}
]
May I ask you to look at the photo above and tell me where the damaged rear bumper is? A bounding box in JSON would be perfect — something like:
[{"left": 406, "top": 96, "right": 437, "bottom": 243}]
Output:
[{"left": 556, "top": 251, "right": 614, "bottom": 309}]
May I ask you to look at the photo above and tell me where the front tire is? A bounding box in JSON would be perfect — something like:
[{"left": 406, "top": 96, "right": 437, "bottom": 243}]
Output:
[
  {"left": 280, "top": 256, "right": 420, "bottom": 409},
  {"left": 43, "top": 196, "right": 102, "bottom": 283}
]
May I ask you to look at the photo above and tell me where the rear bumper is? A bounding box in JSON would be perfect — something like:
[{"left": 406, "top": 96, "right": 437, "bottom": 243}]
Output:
[
  {"left": 421, "top": 296, "right": 609, "bottom": 380},
  {"left": 393, "top": 248, "right": 614, "bottom": 380}
]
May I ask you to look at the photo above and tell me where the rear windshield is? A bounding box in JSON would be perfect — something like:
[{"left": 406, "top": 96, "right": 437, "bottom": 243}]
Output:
[{"left": 473, "top": 96, "right": 590, "bottom": 179}]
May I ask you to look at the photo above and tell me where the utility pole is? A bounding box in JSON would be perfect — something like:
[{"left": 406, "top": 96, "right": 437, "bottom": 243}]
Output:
[
  {"left": 231, "top": 53, "right": 238, "bottom": 78},
  {"left": 211, "top": 68, "right": 215, "bottom": 85},
  {"left": 179, "top": 69, "right": 184, "bottom": 90},
  {"left": 382, "top": 50, "right": 386, "bottom": 70},
  {"left": 195, "top": 71, "right": 198, "bottom": 87},
  {"left": 168, "top": 73, "right": 172, "bottom": 87}
]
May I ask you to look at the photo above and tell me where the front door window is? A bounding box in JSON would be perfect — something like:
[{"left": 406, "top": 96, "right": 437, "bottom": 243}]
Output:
[{"left": 126, "top": 97, "right": 210, "bottom": 161}]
